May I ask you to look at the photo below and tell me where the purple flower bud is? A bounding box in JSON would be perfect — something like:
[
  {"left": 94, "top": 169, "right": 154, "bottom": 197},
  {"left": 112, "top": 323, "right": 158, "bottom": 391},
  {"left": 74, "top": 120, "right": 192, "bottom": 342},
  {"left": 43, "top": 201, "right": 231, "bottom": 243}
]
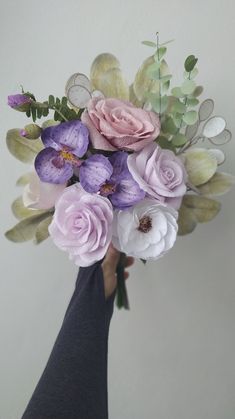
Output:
[{"left": 7, "top": 94, "right": 32, "bottom": 112}]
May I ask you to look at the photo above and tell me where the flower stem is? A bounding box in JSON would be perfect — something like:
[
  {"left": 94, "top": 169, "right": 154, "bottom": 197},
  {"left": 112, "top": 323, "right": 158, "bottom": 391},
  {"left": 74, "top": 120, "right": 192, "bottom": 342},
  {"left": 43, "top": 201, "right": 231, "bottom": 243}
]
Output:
[{"left": 116, "top": 252, "right": 130, "bottom": 310}]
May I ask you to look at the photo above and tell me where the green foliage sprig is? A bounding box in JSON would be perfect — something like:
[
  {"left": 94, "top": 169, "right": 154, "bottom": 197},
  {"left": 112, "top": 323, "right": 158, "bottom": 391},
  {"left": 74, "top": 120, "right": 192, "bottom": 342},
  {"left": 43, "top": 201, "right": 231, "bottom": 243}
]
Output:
[{"left": 21, "top": 89, "right": 83, "bottom": 122}]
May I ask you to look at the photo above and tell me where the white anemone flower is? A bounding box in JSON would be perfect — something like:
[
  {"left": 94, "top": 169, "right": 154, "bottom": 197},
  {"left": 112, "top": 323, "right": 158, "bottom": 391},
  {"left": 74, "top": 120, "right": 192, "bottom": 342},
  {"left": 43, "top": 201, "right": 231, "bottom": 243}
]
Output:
[{"left": 112, "top": 199, "right": 178, "bottom": 260}]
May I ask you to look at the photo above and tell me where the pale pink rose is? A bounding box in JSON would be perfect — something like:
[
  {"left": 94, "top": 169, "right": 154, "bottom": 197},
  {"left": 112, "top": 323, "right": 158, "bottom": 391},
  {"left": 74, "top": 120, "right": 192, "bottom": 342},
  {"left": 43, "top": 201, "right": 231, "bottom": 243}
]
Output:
[
  {"left": 23, "top": 172, "right": 66, "bottom": 210},
  {"left": 127, "top": 143, "right": 187, "bottom": 209},
  {"left": 48, "top": 183, "right": 113, "bottom": 267},
  {"left": 81, "top": 97, "right": 160, "bottom": 152}
]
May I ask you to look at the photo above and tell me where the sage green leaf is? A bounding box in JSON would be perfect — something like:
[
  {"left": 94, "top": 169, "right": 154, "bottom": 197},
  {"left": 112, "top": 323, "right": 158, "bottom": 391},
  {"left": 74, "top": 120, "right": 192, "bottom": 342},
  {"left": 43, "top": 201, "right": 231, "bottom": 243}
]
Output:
[
  {"left": 90, "top": 53, "right": 120, "bottom": 89},
  {"left": 197, "top": 172, "right": 235, "bottom": 196},
  {"left": 16, "top": 172, "right": 32, "bottom": 186},
  {"left": 161, "top": 80, "right": 171, "bottom": 95},
  {"left": 34, "top": 215, "right": 53, "bottom": 244},
  {"left": 151, "top": 95, "right": 168, "bottom": 113},
  {"left": 185, "top": 148, "right": 217, "bottom": 186},
  {"left": 187, "top": 97, "right": 199, "bottom": 107},
  {"left": 154, "top": 47, "right": 167, "bottom": 61},
  {"left": 133, "top": 56, "right": 169, "bottom": 102},
  {"left": 23, "top": 124, "right": 42, "bottom": 139},
  {"left": 181, "top": 80, "right": 196, "bottom": 95},
  {"left": 183, "top": 110, "right": 198, "bottom": 125},
  {"left": 184, "top": 55, "right": 198, "bottom": 72},
  {"left": 157, "top": 136, "right": 175, "bottom": 151},
  {"left": 5, "top": 212, "right": 51, "bottom": 243},
  {"left": 11, "top": 196, "right": 47, "bottom": 220},
  {"left": 6, "top": 129, "right": 43, "bottom": 163},
  {"left": 162, "top": 117, "right": 178, "bottom": 135},
  {"left": 129, "top": 84, "right": 142, "bottom": 107},
  {"left": 178, "top": 205, "right": 197, "bottom": 235},
  {"left": 42, "top": 119, "right": 59, "bottom": 129},
  {"left": 192, "top": 85, "right": 203, "bottom": 97},
  {"left": 142, "top": 40, "right": 157, "bottom": 47},
  {"left": 183, "top": 195, "right": 221, "bottom": 222},
  {"left": 171, "top": 100, "right": 186, "bottom": 114},
  {"left": 172, "top": 133, "right": 188, "bottom": 146},
  {"left": 93, "top": 67, "right": 129, "bottom": 100},
  {"left": 171, "top": 87, "right": 184, "bottom": 98},
  {"left": 184, "top": 68, "right": 198, "bottom": 80}
]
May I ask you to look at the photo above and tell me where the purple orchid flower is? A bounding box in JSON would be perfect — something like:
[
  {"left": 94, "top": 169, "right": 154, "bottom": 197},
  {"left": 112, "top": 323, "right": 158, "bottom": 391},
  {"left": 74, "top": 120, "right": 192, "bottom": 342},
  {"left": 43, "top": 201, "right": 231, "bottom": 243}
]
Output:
[
  {"left": 8, "top": 94, "right": 32, "bottom": 111},
  {"left": 79, "top": 151, "right": 145, "bottom": 209},
  {"left": 35, "top": 120, "right": 89, "bottom": 184}
]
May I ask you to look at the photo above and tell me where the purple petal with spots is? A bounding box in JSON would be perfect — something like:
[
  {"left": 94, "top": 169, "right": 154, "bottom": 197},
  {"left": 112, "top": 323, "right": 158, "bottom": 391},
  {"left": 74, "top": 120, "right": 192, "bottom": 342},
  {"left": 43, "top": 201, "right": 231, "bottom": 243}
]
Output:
[
  {"left": 79, "top": 154, "right": 113, "bottom": 193},
  {"left": 110, "top": 175, "right": 145, "bottom": 209},
  {"left": 41, "top": 120, "right": 89, "bottom": 157},
  {"left": 35, "top": 147, "right": 73, "bottom": 184},
  {"left": 109, "top": 151, "right": 130, "bottom": 183}
]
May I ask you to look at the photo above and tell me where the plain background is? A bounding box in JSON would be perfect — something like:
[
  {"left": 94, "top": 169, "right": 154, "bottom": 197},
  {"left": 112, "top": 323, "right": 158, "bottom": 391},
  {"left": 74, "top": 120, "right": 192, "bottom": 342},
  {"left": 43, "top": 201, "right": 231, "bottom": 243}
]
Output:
[{"left": 0, "top": 0, "right": 235, "bottom": 418}]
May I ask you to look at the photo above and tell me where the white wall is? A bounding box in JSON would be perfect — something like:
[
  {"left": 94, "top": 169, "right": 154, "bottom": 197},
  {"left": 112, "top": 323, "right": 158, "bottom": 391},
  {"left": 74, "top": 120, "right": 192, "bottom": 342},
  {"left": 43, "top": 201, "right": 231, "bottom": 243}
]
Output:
[{"left": 0, "top": 1, "right": 235, "bottom": 418}]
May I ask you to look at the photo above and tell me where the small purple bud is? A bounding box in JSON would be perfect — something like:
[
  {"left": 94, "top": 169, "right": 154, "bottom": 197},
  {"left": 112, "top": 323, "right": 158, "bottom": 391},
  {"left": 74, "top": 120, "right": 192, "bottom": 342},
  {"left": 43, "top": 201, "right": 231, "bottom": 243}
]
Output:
[{"left": 8, "top": 94, "right": 32, "bottom": 112}]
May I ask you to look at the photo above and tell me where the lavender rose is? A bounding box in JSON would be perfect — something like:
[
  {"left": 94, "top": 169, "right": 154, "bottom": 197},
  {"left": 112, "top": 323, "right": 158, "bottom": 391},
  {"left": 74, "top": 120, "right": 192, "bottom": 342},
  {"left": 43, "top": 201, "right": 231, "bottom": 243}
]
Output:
[
  {"left": 81, "top": 97, "right": 160, "bottom": 152},
  {"left": 48, "top": 183, "right": 113, "bottom": 267},
  {"left": 127, "top": 143, "right": 187, "bottom": 209}
]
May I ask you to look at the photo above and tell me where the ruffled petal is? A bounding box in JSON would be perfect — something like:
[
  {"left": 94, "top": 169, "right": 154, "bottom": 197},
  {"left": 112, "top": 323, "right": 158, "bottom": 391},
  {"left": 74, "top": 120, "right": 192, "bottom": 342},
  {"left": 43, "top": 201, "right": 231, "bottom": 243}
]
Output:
[
  {"left": 79, "top": 154, "right": 113, "bottom": 193},
  {"left": 35, "top": 147, "right": 73, "bottom": 184}
]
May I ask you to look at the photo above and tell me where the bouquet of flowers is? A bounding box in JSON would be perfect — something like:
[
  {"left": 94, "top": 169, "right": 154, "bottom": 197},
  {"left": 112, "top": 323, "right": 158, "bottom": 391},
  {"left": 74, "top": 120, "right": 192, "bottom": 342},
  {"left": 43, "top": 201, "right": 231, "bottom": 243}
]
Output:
[{"left": 5, "top": 34, "right": 234, "bottom": 308}]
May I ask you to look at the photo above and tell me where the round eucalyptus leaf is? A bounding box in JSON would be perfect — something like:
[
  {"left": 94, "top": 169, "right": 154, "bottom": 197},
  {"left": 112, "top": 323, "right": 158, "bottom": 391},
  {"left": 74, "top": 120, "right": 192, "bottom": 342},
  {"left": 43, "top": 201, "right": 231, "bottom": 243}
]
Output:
[
  {"left": 187, "top": 97, "right": 199, "bottom": 107},
  {"left": 198, "top": 99, "right": 214, "bottom": 121},
  {"left": 6, "top": 129, "right": 43, "bottom": 163},
  {"left": 184, "top": 55, "right": 198, "bottom": 72},
  {"left": 172, "top": 133, "right": 188, "bottom": 146},
  {"left": 203, "top": 116, "right": 226, "bottom": 138},
  {"left": 185, "top": 120, "right": 199, "bottom": 140},
  {"left": 192, "top": 86, "right": 203, "bottom": 97},
  {"left": 171, "top": 87, "right": 184, "bottom": 98},
  {"left": 183, "top": 110, "right": 198, "bottom": 125},
  {"left": 181, "top": 80, "right": 196, "bottom": 95},
  {"left": 67, "top": 85, "right": 92, "bottom": 108},
  {"left": 209, "top": 129, "right": 232, "bottom": 145}
]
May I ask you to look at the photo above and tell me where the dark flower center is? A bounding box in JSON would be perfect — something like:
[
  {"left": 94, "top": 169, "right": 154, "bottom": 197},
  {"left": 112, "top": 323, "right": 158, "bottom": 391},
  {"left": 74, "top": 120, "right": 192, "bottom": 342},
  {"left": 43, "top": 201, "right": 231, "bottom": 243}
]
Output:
[
  {"left": 138, "top": 215, "right": 152, "bottom": 233},
  {"left": 100, "top": 182, "right": 116, "bottom": 197}
]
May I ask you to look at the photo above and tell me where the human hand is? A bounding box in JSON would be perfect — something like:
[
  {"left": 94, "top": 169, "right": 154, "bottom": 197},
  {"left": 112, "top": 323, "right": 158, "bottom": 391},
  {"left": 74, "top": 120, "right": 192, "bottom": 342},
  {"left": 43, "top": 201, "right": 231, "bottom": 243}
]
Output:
[{"left": 101, "top": 244, "right": 135, "bottom": 299}]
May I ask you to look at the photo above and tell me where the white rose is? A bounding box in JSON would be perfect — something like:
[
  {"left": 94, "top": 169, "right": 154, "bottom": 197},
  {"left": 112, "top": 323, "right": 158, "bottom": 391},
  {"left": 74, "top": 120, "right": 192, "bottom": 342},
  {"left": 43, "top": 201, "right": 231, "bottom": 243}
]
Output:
[{"left": 112, "top": 199, "right": 178, "bottom": 260}]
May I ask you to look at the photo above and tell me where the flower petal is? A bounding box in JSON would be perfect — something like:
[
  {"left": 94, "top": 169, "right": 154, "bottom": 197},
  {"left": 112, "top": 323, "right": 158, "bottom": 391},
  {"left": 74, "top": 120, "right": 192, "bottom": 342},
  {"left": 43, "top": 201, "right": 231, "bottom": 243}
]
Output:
[
  {"left": 35, "top": 148, "right": 73, "bottom": 184},
  {"left": 41, "top": 120, "right": 89, "bottom": 157},
  {"left": 79, "top": 154, "right": 113, "bottom": 193}
]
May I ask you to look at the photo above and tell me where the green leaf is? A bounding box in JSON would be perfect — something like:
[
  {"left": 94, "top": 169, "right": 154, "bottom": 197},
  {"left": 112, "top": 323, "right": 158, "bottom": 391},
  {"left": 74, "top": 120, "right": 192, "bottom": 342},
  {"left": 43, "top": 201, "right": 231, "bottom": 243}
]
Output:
[
  {"left": 161, "top": 80, "right": 170, "bottom": 95},
  {"left": 187, "top": 97, "right": 199, "bottom": 107},
  {"left": 181, "top": 79, "right": 196, "bottom": 95},
  {"left": 157, "top": 136, "right": 175, "bottom": 150},
  {"left": 34, "top": 215, "right": 53, "bottom": 244},
  {"left": 161, "top": 117, "right": 178, "bottom": 135},
  {"left": 31, "top": 107, "right": 37, "bottom": 122},
  {"left": 197, "top": 172, "right": 235, "bottom": 196},
  {"left": 184, "top": 55, "right": 198, "bottom": 72},
  {"left": 12, "top": 196, "right": 47, "bottom": 220},
  {"left": 5, "top": 212, "right": 51, "bottom": 243},
  {"left": 171, "top": 100, "right": 186, "bottom": 114},
  {"left": 142, "top": 40, "right": 157, "bottom": 47},
  {"left": 172, "top": 133, "right": 188, "bottom": 146},
  {"left": 184, "top": 68, "right": 198, "bottom": 80},
  {"left": 191, "top": 85, "right": 204, "bottom": 97},
  {"left": 151, "top": 95, "right": 168, "bottom": 113},
  {"left": 171, "top": 87, "right": 184, "bottom": 98},
  {"left": 154, "top": 47, "right": 167, "bottom": 61},
  {"left": 183, "top": 110, "right": 198, "bottom": 125},
  {"left": 6, "top": 129, "right": 43, "bottom": 163},
  {"left": 159, "top": 74, "right": 172, "bottom": 83},
  {"left": 16, "top": 172, "right": 32, "bottom": 186}
]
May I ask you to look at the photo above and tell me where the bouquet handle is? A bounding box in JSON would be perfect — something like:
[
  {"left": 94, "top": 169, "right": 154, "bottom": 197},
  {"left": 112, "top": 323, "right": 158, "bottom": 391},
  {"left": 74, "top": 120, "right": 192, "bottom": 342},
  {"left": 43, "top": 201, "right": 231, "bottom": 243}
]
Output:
[{"left": 116, "top": 252, "right": 130, "bottom": 310}]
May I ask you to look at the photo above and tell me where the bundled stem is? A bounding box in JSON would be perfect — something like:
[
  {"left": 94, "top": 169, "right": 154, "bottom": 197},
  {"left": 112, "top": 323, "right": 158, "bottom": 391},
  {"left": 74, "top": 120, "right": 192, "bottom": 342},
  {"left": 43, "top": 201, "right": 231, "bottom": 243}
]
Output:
[{"left": 116, "top": 252, "right": 130, "bottom": 310}]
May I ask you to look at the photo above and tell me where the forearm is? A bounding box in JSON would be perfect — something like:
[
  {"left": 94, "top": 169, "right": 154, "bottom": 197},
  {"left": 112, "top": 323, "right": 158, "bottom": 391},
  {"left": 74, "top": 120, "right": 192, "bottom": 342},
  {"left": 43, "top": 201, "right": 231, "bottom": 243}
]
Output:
[{"left": 22, "top": 262, "right": 115, "bottom": 419}]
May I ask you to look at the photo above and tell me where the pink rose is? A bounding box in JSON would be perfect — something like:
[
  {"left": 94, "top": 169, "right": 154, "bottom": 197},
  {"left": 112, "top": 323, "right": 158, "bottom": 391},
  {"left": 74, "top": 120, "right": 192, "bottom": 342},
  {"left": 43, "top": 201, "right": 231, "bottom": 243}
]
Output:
[
  {"left": 48, "top": 183, "right": 113, "bottom": 267},
  {"left": 81, "top": 97, "right": 160, "bottom": 152},
  {"left": 127, "top": 143, "right": 187, "bottom": 209},
  {"left": 23, "top": 171, "right": 66, "bottom": 210}
]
